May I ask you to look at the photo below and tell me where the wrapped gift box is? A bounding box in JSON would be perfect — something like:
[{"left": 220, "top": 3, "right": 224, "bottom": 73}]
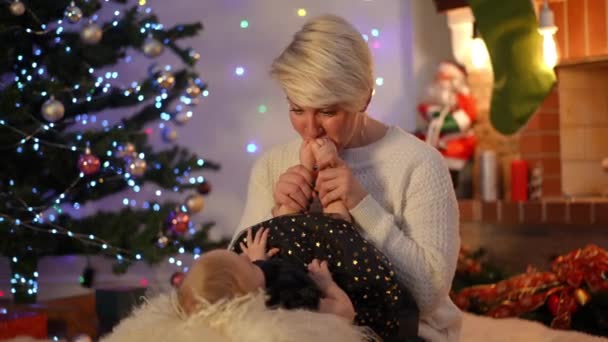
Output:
[{"left": 0, "top": 310, "right": 48, "bottom": 340}]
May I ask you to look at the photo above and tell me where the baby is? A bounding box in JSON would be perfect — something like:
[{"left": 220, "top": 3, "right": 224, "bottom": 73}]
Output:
[
  {"left": 178, "top": 228, "right": 356, "bottom": 321},
  {"left": 178, "top": 140, "right": 419, "bottom": 340}
]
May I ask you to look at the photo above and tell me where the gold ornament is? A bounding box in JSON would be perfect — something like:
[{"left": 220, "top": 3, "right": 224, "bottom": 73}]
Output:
[
  {"left": 64, "top": 2, "right": 83, "bottom": 23},
  {"left": 41, "top": 97, "right": 65, "bottom": 122},
  {"left": 9, "top": 0, "right": 26, "bottom": 16},
  {"left": 81, "top": 23, "right": 103, "bottom": 44},
  {"left": 185, "top": 194, "right": 205, "bottom": 213},
  {"left": 128, "top": 158, "right": 147, "bottom": 177},
  {"left": 143, "top": 37, "right": 164, "bottom": 58},
  {"left": 185, "top": 81, "right": 201, "bottom": 98},
  {"left": 156, "top": 71, "right": 175, "bottom": 91}
]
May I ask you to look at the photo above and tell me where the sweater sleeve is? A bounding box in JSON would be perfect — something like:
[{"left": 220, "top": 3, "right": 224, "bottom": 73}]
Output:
[
  {"left": 349, "top": 153, "right": 460, "bottom": 315},
  {"left": 229, "top": 154, "right": 276, "bottom": 248}
]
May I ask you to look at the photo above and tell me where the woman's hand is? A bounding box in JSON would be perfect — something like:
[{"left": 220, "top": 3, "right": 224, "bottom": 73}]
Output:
[
  {"left": 315, "top": 164, "right": 367, "bottom": 210},
  {"left": 239, "top": 227, "right": 279, "bottom": 261},
  {"left": 273, "top": 164, "right": 315, "bottom": 213}
]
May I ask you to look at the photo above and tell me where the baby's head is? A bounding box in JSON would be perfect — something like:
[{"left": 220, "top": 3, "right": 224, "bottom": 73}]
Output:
[{"left": 177, "top": 249, "right": 265, "bottom": 315}]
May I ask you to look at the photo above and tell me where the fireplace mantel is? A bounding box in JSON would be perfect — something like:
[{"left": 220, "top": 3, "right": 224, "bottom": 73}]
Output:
[
  {"left": 557, "top": 55, "right": 608, "bottom": 69},
  {"left": 459, "top": 199, "right": 608, "bottom": 225}
]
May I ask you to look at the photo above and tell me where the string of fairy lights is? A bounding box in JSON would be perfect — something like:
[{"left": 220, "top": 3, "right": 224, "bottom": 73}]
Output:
[
  {"left": 1, "top": 0, "right": 213, "bottom": 299},
  {"left": 2, "top": 0, "right": 387, "bottom": 302}
]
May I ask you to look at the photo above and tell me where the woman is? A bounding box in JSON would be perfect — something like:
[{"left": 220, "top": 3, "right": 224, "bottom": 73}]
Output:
[{"left": 231, "top": 14, "right": 461, "bottom": 341}]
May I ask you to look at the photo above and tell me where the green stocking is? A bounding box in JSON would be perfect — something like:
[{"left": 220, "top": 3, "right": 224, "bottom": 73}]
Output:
[{"left": 469, "top": 0, "right": 556, "bottom": 135}]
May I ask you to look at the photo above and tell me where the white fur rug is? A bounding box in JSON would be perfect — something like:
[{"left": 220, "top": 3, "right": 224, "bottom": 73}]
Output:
[
  {"left": 6, "top": 296, "right": 607, "bottom": 342},
  {"left": 461, "top": 312, "right": 607, "bottom": 342},
  {"left": 101, "top": 291, "right": 376, "bottom": 342}
]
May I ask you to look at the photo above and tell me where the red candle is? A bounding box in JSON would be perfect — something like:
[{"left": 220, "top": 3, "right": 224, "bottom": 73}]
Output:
[{"left": 511, "top": 159, "right": 529, "bottom": 202}]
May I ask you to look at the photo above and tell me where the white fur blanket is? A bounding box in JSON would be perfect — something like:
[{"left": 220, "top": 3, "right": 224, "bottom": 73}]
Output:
[
  {"left": 7, "top": 296, "right": 607, "bottom": 342},
  {"left": 461, "top": 312, "right": 607, "bottom": 342},
  {"left": 100, "top": 291, "right": 376, "bottom": 342}
]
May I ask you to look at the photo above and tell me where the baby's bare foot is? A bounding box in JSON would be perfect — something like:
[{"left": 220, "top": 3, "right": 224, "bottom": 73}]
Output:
[{"left": 300, "top": 140, "right": 316, "bottom": 171}]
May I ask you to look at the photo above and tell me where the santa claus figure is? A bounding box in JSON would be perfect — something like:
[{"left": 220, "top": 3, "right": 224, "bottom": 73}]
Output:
[{"left": 417, "top": 61, "right": 477, "bottom": 195}]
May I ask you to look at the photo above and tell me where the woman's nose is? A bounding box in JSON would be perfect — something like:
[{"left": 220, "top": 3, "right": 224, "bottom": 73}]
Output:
[{"left": 304, "top": 113, "right": 323, "bottom": 138}]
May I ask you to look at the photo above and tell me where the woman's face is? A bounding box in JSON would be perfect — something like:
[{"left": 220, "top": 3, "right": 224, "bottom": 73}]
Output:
[{"left": 288, "top": 100, "right": 361, "bottom": 150}]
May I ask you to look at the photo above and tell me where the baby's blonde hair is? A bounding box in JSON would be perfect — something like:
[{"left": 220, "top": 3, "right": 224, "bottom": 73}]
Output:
[
  {"left": 177, "top": 250, "right": 250, "bottom": 315},
  {"left": 270, "top": 14, "right": 374, "bottom": 113}
]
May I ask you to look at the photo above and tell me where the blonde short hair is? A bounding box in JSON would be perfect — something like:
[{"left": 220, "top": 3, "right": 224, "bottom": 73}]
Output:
[
  {"left": 270, "top": 14, "right": 374, "bottom": 113},
  {"left": 178, "top": 250, "right": 250, "bottom": 315}
]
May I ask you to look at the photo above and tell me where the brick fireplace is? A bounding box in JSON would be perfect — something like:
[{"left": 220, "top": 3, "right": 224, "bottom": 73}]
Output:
[
  {"left": 458, "top": 0, "right": 608, "bottom": 225},
  {"left": 558, "top": 61, "right": 608, "bottom": 197}
]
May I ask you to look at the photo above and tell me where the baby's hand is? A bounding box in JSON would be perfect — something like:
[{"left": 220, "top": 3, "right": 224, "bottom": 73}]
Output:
[
  {"left": 311, "top": 138, "right": 341, "bottom": 170},
  {"left": 307, "top": 259, "right": 335, "bottom": 292},
  {"left": 239, "top": 227, "right": 279, "bottom": 261}
]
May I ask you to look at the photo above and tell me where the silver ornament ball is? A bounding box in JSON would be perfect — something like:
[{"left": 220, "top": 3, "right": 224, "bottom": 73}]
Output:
[
  {"left": 182, "top": 95, "right": 200, "bottom": 107},
  {"left": 9, "top": 1, "right": 25, "bottom": 16},
  {"left": 64, "top": 3, "right": 83, "bottom": 24},
  {"left": 156, "top": 235, "right": 169, "bottom": 248},
  {"left": 81, "top": 23, "right": 103, "bottom": 44},
  {"left": 143, "top": 37, "right": 164, "bottom": 58},
  {"left": 41, "top": 98, "right": 65, "bottom": 122},
  {"left": 174, "top": 110, "right": 193, "bottom": 125},
  {"left": 187, "top": 49, "right": 201, "bottom": 63}
]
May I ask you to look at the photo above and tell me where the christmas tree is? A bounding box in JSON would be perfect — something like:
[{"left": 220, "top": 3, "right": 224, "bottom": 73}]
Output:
[{"left": 0, "top": 0, "right": 225, "bottom": 304}]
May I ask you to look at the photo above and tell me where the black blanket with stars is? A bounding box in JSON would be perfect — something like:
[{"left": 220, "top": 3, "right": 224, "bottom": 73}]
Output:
[{"left": 230, "top": 213, "right": 419, "bottom": 341}]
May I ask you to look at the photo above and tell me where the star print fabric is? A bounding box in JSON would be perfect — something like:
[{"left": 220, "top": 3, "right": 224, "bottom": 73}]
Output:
[{"left": 231, "top": 213, "right": 419, "bottom": 340}]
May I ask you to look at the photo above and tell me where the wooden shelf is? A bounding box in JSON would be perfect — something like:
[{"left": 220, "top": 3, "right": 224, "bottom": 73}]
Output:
[
  {"left": 556, "top": 54, "right": 608, "bottom": 68},
  {"left": 459, "top": 199, "right": 608, "bottom": 225}
]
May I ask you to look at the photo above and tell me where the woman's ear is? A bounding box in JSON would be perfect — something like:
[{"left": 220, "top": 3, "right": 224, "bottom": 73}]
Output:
[{"left": 361, "top": 91, "right": 372, "bottom": 112}]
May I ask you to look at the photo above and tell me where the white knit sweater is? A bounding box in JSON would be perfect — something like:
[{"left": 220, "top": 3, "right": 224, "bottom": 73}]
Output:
[{"left": 232, "top": 126, "right": 462, "bottom": 341}]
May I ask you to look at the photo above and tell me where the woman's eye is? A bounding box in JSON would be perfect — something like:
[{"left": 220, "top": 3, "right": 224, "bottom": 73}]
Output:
[
  {"left": 289, "top": 108, "right": 303, "bottom": 114},
  {"left": 320, "top": 111, "right": 336, "bottom": 116}
]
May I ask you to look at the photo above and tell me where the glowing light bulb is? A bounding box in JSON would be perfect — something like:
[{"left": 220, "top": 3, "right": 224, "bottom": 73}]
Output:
[
  {"left": 471, "top": 37, "right": 490, "bottom": 69},
  {"left": 297, "top": 8, "right": 307, "bottom": 17},
  {"left": 538, "top": 0, "right": 559, "bottom": 68},
  {"left": 539, "top": 27, "right": 558, "bottom": 68}
]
